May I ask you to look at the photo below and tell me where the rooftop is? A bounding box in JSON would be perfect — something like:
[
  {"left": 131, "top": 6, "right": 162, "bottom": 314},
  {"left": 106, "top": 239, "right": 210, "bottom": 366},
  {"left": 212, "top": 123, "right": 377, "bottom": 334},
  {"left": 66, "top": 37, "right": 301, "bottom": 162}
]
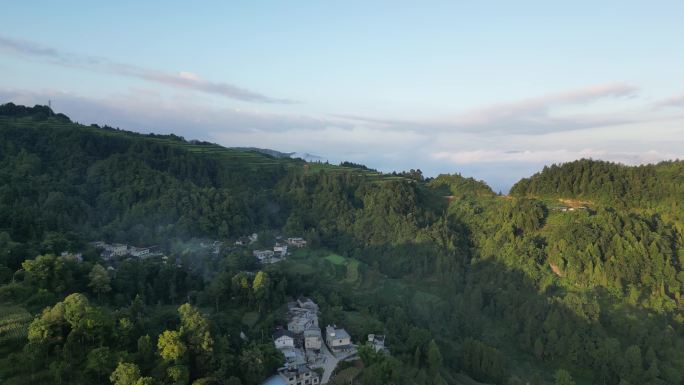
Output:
[{"left": 273, "top": 329, "right": 295, "bottom": 340}]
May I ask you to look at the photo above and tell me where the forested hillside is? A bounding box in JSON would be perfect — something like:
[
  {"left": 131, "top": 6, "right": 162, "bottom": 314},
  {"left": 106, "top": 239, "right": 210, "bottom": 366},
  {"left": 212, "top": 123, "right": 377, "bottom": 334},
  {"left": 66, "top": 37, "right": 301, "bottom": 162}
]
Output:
[
  {"left": 0, "top": 104, "right": 683, "bottom": 385},
  {"left": 510, "top": 159, "right": 684, "bottom": 220}
]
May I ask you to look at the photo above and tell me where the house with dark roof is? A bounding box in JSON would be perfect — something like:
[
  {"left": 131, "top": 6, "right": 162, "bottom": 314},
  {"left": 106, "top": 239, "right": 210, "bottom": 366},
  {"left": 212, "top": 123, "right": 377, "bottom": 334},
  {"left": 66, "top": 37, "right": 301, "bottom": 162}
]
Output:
[{"left": 273, "top": 329, "right": 296, "bottom": 349}]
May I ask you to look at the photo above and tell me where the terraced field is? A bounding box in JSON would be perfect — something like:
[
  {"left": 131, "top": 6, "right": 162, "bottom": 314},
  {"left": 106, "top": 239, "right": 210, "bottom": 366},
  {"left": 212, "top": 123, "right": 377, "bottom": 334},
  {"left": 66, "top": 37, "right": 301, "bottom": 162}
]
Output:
[
  {"left": 0, "top": 305, "right": 32, "bottom": 345},
  {"left": 0, "top": 304, "right": 36, "bottom": 384}
]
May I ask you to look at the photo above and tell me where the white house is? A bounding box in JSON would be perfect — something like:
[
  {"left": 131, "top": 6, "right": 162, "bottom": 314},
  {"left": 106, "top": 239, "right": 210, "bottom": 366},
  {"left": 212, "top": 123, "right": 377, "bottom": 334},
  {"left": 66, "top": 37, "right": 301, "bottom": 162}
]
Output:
[
  {"left": 235, "top": 237, "right": 250, "bottom": 246},
  {"left": 286, "top": 237, "right": 307, "bottom": 248},
  {"left": 368, "top": 334, "right": 388, "bottom": 353},
  {"left": 273, "top": 330, "right": 295, "bottom": 349},
  {"left": 254, "top": 250, "right": 275, "bottom": 263},
  {"left": 274, "top": 244, "right": 288, "bottom": 257},
  {"left": 105, "top": 243, "right": 128, "bottom": 256},
  {"left": 100, "top": 243, "right": 128, "bottom": 259},
  {"left": 325, "top": 325, "right": 351, "bottom": 351},
  {"left": 277, "top": 365, "right": 320, "bottom": 385},
  {"left": 130, "top": 247, "right": 150, "bottom": 258}
]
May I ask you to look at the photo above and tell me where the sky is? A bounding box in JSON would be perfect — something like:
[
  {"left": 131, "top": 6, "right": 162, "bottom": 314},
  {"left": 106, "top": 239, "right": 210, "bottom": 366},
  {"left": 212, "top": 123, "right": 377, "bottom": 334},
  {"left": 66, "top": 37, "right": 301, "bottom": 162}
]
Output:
[{"left": 2, "top": 1, "right": 684, "bottom": 192}]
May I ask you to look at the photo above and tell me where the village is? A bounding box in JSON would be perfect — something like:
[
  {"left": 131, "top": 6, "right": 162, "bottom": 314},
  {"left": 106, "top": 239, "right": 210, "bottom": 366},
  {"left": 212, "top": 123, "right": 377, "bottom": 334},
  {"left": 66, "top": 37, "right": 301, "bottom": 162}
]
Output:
[
  {"left": 87, "top": 233, "right": 308, "bottom": 267},
  {"left": 71, "top": 235, "right": 388, "bottom": 385},
  {"left": 263, "top": 296, "right": 388, "bottom": 385},
  {"left": 91, "top": 241, "right": 165, "bottom": 261},
  {"left": 250, "top": 236, "right": 307, "bottom": 264}
]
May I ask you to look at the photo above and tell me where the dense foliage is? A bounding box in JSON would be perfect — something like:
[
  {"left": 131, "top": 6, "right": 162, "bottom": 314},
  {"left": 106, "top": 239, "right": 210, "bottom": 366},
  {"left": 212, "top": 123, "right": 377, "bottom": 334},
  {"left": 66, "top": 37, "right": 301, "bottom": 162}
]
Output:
[{"left": 0, "top": 104, "right": 683, "bottom": 385}]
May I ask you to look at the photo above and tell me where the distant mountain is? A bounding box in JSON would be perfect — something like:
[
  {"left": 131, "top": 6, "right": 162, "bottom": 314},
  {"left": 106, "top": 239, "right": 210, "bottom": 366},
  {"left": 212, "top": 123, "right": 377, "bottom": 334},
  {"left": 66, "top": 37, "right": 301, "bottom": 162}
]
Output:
[
  {"left": 230, "top": 147, "right": 325, "bottom": 163},
  {"left": 231, "top": 147, "right": 295, "bottom": 159},
  {"left": 290, "top": 152, "right": 324, "bottom": 162}
]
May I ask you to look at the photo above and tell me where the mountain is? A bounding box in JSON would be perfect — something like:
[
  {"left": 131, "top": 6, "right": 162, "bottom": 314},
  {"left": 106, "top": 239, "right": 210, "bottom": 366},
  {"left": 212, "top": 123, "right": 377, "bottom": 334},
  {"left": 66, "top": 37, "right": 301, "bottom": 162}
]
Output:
[
  {"left": 1, "top": 104, "right": 683, "bottom": 385},
  {"left": 290, "top": 151, "right": 325, "bottom": 162}
]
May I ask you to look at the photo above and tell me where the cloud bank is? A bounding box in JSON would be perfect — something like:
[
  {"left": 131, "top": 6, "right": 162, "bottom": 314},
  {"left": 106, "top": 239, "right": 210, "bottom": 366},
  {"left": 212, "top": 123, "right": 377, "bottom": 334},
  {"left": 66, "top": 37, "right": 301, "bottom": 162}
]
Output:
[{"left": 340, "top": 83, "right": 642, "bottom": 134}]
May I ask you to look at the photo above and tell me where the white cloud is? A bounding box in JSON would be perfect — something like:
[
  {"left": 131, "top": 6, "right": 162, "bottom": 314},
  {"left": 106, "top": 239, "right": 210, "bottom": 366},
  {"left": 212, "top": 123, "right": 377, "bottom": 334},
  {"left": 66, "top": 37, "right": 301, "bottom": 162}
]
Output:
[
  {"left": 339, "top": 83, "right": 642, "bottom": 134},
  {"left": 656, "top": 94, "right": 684, "bottom": 108},
  {"left": 432, "top": 148, "right": 678, "bottom": 165},
  {"left": 0, "top": 35, "right": 293, "bottom": 104},
  {"left": 178, "top": 71, "right": 201, "bottom": 81}
]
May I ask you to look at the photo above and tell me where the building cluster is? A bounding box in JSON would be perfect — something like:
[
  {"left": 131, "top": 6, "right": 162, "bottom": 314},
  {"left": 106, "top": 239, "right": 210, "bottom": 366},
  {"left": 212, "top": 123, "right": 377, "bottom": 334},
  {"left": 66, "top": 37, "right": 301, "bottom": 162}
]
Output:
[
  {"left": 253, "top": 242, "right": 288, "bottom": 264},
  {"left": 92, "top": 242, "right": 162, "bottom": 260},
  {"left": 267, "top": 296, "right": 365, "bottom": 385},
  {"left": 270, "top": 297, "right": 323, "bottom": 385},
  {"left": 253, "top": 236, "right": 307, "bottom": 265}
]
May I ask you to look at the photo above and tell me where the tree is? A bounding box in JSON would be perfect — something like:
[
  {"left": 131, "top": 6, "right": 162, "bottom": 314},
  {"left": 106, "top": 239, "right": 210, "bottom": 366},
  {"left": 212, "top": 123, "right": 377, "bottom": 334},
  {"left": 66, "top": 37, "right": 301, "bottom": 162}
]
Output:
[
  {"left": 110, "top": 362, "right": 141, "bottom": 385},
  {"left": 86, "top": 347, "right": 115, "bottom": 385},
  {"left": 624, "top": 345, "right": 643, "bottom": 381},
  {"left": 427, "top": 339, "right": 443, "bottom": 375},
  {"left": 178, "top": 303, "right": 213, "bottom": 354},
  {"left": 63, "top": 293, "right": 90, "bottom": 328},
  {"left": 554, "top": 369, "right": 575, "bottom": 385},
  {"left": 89, "top": 264, "right": 111, "bottom": 301},
  {"left": 137, "top": 335, "right": 155, "bottom": 370},
  {"left": 534, "top": 337, "right": 544, "bottom": 360},
  {"left": 239, "top": 343, "right": 271, "bottom": 384},
  {"left": 168, "top": 365, "right": 189, "bottom": 385},
  {"left": 252, "top": 271, "right": 270, "bottom": 312},
  {"left": 158, "top": 330, "right": 187, "bottom": 362},
  {"left": 27, "top": 301, "right": 67, "bottom": 353}
]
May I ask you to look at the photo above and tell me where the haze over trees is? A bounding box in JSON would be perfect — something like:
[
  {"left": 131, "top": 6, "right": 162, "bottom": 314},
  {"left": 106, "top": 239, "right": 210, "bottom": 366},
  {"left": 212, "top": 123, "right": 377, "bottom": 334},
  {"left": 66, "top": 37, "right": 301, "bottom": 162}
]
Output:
[{"left": 0, "top": 104, "right": 683, "bottom": 385}]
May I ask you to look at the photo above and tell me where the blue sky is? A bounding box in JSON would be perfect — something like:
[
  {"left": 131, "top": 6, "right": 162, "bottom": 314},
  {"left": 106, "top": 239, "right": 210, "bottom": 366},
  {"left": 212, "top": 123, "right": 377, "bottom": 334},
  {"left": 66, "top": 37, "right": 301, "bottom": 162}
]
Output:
[{"left": 2, "top": 1, "right": 684, "bottom": 191}]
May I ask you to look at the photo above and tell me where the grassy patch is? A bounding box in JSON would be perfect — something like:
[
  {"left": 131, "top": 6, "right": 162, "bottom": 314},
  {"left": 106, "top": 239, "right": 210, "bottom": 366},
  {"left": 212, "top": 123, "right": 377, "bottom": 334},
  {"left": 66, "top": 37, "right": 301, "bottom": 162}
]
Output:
[
  {"left": 325, "top": 253, "right": 347, "bottom": 265},
  {"left": 344, "top": 259, "right": 360, "bottom": 283}
]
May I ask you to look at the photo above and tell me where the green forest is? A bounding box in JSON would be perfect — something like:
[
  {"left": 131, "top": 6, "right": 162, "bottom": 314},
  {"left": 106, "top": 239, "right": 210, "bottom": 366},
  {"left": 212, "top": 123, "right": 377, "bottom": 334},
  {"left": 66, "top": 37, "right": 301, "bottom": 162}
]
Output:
[{"left": 0, "top": 104, "right": 683, "bottom": 385}]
